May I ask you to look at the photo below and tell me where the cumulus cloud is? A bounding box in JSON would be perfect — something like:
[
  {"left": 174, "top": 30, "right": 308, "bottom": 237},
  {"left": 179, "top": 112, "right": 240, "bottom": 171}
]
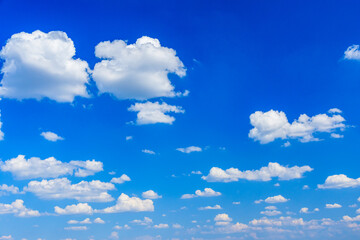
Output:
[
  {"left": 0, "top": 155, "right": 103, "bottom": 179},
  {"left": 142, "top": 149, "right": 156, "bottom": 155},
  {"left": 261, "top": 210, "right": 282, "bottom": 216},
  {"left": 214, "top": 213, "right": 232, "bottom": 222},
  {"left": 94, "top": 217, "right": 105, "bottom": 224},
  {"left": 0, "top": 199, "right": 40, "bottom": 217},
  {"left": 131, "top": 217, "right": 153, "bottom": 225},
  {"left": 318, "top": 174, "right": 360, "bottom": 189},
  {"left": 256, "top": 195, "right": 289, "bottom": 204},
  {"left": 67, "top": 218, "right": 92, "bottom": 224},
  {"left": 248, "top": 109, "right": 346, "bottom": 144},
  {"left": 128, "top": 101, "right": 184, "bottom": 125},
  {"left": 24, "top": 178, "right": 115, "bottom": 202},
  {"left": 0, "top": 184, "right": 20, "bottom": 196},
  {"left": 344, "top": 45, "right": 360, "bottom": 60},
  {"left": 202, "top": 162, "right": 313, "bottom": 182},
  {"left": 64, "top": 226, "right": 87, "bottom": 231},
  {"left": 0, "top": 30, "right": 90, "bottom": 102},
  {"left": 181, "top": 188, "right": 221, "bottom": 199},
  {"left": 153, "top": 223, "right": 169, "bottom": 229},
  {"left": 111, "top": 174, "right": 131, "bottom": 184},
  {"left": 326, "top": 203, "right": 342, "bottom": 209},
  {"left": 92, "top": 36, "right": 186, "bottom": 100},
  {"left": 176, "top": 146, "right": 202, "bottom": 153},
  {"left": 198, "top": 204, "right": 222, "bottom": 210},
  {"left": 98, "top": 193, "right": 154, "bottom": 213},
  {"left": 55, "top": 203, "right": 93, "bottom": 215},
  {"left": 142, "top": 190, "right": 162, "bottom": 199},
  {"left": 40, "top": 131, "right": 64, "bottom": 142}
]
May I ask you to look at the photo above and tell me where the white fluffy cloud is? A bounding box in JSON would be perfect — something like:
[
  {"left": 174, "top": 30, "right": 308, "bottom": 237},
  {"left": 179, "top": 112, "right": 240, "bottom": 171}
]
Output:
[
  {"left": 55, "top": 203, "right": 94, "bottom": 215},
  {"left": 92, "top": 36, "right": 186, "bottom": 100},
  {"left": 261, "top": 210, "right": 282, "bottom": 216},
  {"left": 40, "top": 131, "right": 64, "bottom": 142},
  {"left": 0, "top": 30, "right": 90, "bottom": 102},
  {"left": 128, "top": 101, "right": 184, "bottom": 125},
  {"left": 176, "top": 146, "right": 202, "bottom": 153},
  {"left": 153, "top": 223, "right": 169, "bottom": 229},
  {"left": 199, "top": 204, "right": 222, "bottom": 210},
  {"left": 111, "top": 174, "right": 131, "bottom": 184},
  {"left": 214, "top": 213, "right": 232, "bottom": 222},
  {"left": 326, "top": 203, "right": 342, "bottom": 209},
  {"left": 318, "top": 174, "right": 360, "bottom": 189},
  {"left": 0, "top": 199, "right": 40, "bottom": 217},
  {"left": 0, "top": 184, "right": 20, "bottom": 196},
  {"left": 68, "top": 218, "right": 91, "bottom": 224},
  {"left": 249, "top": 109, "right": 346, "bottom": 144},
  {"left": 142, "top": 190, "right": 162, "bottom": 199},
  {"left": 256, "top": 195, "right": 289, "bottom": 204},
  {"left": 131, "top": 217, "right": 153, "bottom": 225},
  {"left": 0, "top": 155, "right": 103, "bottom": 179},
  {"left": 181, "top": 188, "right": 221, "bottom": 199},
  {"left": 344, "top": 45, "right": 360, "bottom": 60},
  {"left": 24, "top": 178, "right": 115, "bottom": 202},
  {"left": 98, "top": 193, "right": 154, "bottom": 213},
  {"left": 202, "top": 162, "right": 313, "bottom": 182}
]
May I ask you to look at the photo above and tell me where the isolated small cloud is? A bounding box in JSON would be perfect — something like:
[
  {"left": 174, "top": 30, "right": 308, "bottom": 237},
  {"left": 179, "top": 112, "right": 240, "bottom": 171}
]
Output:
[
  {"left": 181, "top": 188, "right": 221, "bottom": 199},
  {"left": 344, "top": 45, "right": 360, "bottom": 60},
  {"left": 98, "top": 193, "right": 154, "bottom": 213},
  {"left": 214, "top": 213, "right": 232, "bottom": 222},
  {"left": 55, "top": 203, "right": 94, "bottom": 215},
  {"left": 176, "top": 146, "right": 202, "bottom": 153},
  {"left": 318, "top": 174, "right": 360, "bottom": 189},
  {"left": 126, "top": 136, "right": 133, "bottom": 141},
  {"left": 142, "top": 190, "right": 162, "bottom": 199},
  {"left": 153, "top": 223, "right": 169, "bottom": 229},
  {"left": 129, "top": 101, "right": 184, "bottom": 125},
  {"left": 199, "top": 204, "right": 222, "bottom": 210},
  {"left": 94, "top": 217, "right": 105, "bottom": 224},
  {"left": 40, "top": 131, "right": 64, "bottom": 142},
  {"left": 142, "top": 149, "right": 155, "bottom": 155},
  {"left": 111, "top": 174, "right": 131, "bottom": 184},
  {"left": 325, "top": 203, "right": 342, "bottom": 209},
  {"left": 0, "top": 199, "right": 40, "bottom": 217},
  {"left": 256, "top": 195, "right": 289, "bottom": 204}
]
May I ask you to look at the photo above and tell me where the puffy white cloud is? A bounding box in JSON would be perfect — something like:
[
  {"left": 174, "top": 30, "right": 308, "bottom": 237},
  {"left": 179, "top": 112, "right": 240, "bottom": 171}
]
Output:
[
  {"left": 216, "top": 222, "right": 248, "bottom": 233},
  {"left": 176, "top": 146, "right": 202, "bottom": 153},
  {"left": 128, "top": 101, "right": 184, "bottom": 125},
  {"left": 256, "top": 195, "right": 289, "bottom": 204},
  {"left": 199, "top": 204, "right": 222, "bottom": 210},
  {"left": 94, "top": 217, "right": 105, "bottom": 224},
  {"left": 0, "top": 184, "right": 20, "bottom": 195},
  {"left": 300, "top": 207, "right": 309, "bottom": 213},
  {"left": 248, "top": 109, "right": 346, "bottom": 144},
  {"left": 331, "top": 133, "right": 344, "bottom": 138},
  {"left": 0, "top": 155, "right": 103, "bottom": 179},
  {"left": 131, "top": 217, "right": 153, "bottom": 225},
  {"left": 214, "top": 213, "right": 232, "bottom": 222},
  {"left": 92, "top": 36, "right": 186, "bottom": 100},
  {"left": 202, "top": 162, "right": 313, "bottom": 182},
  {"left": 126, "top": 136, "right": 133, "bottom": 141},
  {"left": 67, "top": 218, "right": 91, "bottom": 224},
  {"left": 98, "top": 193, "right": 154, "bottom": 213},
  {"left": 142, "top": 149, "right": 156, "bottom": 155},
  {"left": 153, "top": 223, "right": 169, "bottom": 229},
  {"left": 0, "top": 199, "right": 40, "bottom": 217},
  {"left": 0, "top": 30, "right": 90, "bottom": 102},
  {"left": 249, "top": 216, "right": 306, "bottom": 227},
  {"left": 344, "top": 45, "right": 360, "bottom": 60},
  {"left": 318, "top": 174, "right": 360, "bottom": 189},
  {"left": 55, "top": 203, "right": 93, "bottom": 215},
  {"left": 40, "top": 131, "right": 64, "bottom": 142},
  {"left": 181, "top": 188, "right": 221, "bottom": 199},
  {"left": 111, "top": 174, "right": 131, "bottom": 184},
  {"left": 326, "top": 203, "right": 342, "bottom": 209},
  {"left": 110, "top": 231, "right": 119, "bottom": 239},
  {"left": 329, "top": 108, "right": 342, "bottom": 114},
  {"left": 114, "top": 224, "right": 131, "bottom": 230},
  {"left": 142, "top": 190, "right": 162, "bottom": 199},
  {"left": 25, "top": 178, "right": 114, "bottom": 202}
]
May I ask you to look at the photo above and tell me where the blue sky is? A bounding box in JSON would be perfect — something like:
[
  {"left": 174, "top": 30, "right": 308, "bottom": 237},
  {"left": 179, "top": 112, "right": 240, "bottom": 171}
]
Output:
[{"left": 1, "top": 0, "right": 360, "bottom": 239}]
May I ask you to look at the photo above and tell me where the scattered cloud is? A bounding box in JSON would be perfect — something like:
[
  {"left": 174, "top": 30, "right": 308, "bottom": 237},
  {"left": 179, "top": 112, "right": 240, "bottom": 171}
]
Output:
[
  {"left": 344, "top": 45, "right": 360, "bottom": 60},
  {"left": 126, "top": 136, "right": 133, "bottom": 141},
  {"left": 97, "top": 193, "right": 154, "bottom": 213},
  {"left": 202, "top": 162, "right": 313, "bottom": 182},
  {"left": 0, "top": 113, "right": 4, "bottom": 141},
  {"left": 318, "top": 174, "right": 360, "bottom": 189},
  {"left": 55, "top": 203, "right": 93, "bottom": 215},
  {"left": 0, "top": 155, "right": 103, "bottom": 179},
  {"left": 0, "top": 184, "right": 21, "bottom": 196},
  {"left": 153, "top": 223, "right": 169, "bottom": 229},
  {"left": 94, "top": 217, "right": 105, "bottom": 224},
  {"left": 40, "top": 131, "right": 64, "bottom": 142},
  {"left": 64, "top": 226, "right": 87, "bottom": 231},
  {"left": 0, "top": 30, "right": 89, "bottom": 102},
  {"left": 131, "top": 217, "right": 153, "bottom": 225},
  {"left": 256, "top": 195, "right": 289, "bottom": 204},
  {"left": 176, "top": 146, "right": 202, "bottom": 153},
  {"left": 199, "top": 204, "right": 222, "bottom": 210},
  {"left": 214, "top": 213, "right": 232, "bottom": 222},
  {"left": 181, "top": 188, "right": 221, "bottom": 199},
  {"left": 111, "top": 174, "right": 131, "bottom": 184},
  {"left": 142, "top": 190, "right": 162, "bottom": 199},
  {"left": 129, "top": 101, "right": 184, "bottom": 125},
  {"left": 92, "top": 36, "right": 186, "bottom": 100},
  {"left": 0, "top": 199, "right": 40, "bottom": 217},
  {"left": 249, "top": 109, "right": 346, "bottom": 144},
  {"left": 326, "top": 203, "right": 342, "bottom": 209},
  {"left": 142, "top": 149, "right": 156, "bottom": 155},
  {"left": 24, "top": 178, "right": 115, "bottom": 202},
  {"left": 261, "top": 210, "right": 282, "bottom": 216}
]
